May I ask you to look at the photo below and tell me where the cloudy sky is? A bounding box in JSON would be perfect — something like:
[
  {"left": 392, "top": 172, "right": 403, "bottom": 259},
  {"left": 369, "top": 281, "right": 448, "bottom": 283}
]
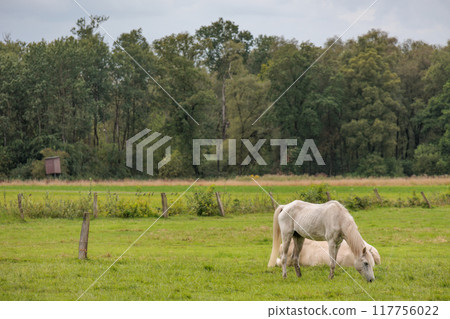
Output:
[{"left": 1, "top": 0, "right": 449, "bottom": 47}]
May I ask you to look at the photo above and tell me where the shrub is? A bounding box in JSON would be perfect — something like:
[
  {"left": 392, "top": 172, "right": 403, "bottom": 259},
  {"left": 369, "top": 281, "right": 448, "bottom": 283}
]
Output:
[
  {"left": 356, "top": 154, "right": 387, "bottom": 177},
  {"left": 9, "top": 162, "right": 32, "bottom": 179},
  {"left": 190, "top": 186, "right": 218, "bottom": 216},
  {"left": 108, "top": 198, "right": 157, "bottom": 218},
  {"left": 297, "top": 184, "right": 329, "bottom": 203},
  {"left": 30, "top": 148, "right": 69, "bottom": 179},
  {"left": 385, "top": 157, "right": 404, "bottom": 177},
  {"left": 21, "top": 193, "right": 89, "bottom": 218},
  {"left": 407, "top": 191, "right": 422, "bottom": 207},
  {"left": 221, "top": 193, "right": 270, "bottom": 214},
  {"left": 166, "top": 199, "right": 187, "bottom": 216},
  {"left": 101, "top": 191, "right": 120, "bottom": 217},
  {"left": 343, "top": 195, "right": 373, "bottom": 211},
  {"left": 413, "top": 144, "right": 445, "bottom": 175},
  {"left": 158, "top": 149, "right": 192, "bottom": 178}
]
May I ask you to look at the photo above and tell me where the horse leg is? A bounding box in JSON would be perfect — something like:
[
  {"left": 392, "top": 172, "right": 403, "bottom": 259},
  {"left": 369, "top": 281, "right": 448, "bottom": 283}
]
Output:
[
  {"left": 281, "top": 232, "right": 293, "bottom": 279},
  {"left": 292, "top": 235, "right": 305, "bottom": 278},
  {"left": 327, "top": 240, "right": 339, "bottom": 280}
]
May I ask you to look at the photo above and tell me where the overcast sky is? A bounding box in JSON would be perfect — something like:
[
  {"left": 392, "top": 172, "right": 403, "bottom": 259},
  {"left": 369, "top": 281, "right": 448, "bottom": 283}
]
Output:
[{"left": 1, "top": 0, "right": 449, "bottom": 47}]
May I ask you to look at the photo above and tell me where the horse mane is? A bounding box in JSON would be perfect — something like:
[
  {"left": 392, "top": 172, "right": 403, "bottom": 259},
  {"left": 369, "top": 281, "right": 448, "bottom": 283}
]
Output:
[{"left": 340, "top": 208, "right": 365, "bottom": 257}]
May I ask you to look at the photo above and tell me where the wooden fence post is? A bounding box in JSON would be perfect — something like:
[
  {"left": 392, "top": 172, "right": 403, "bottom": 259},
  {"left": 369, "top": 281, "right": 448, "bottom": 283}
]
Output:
[
  {"left": 17, "top": 193, "right": 24, "bottom": 220},
  {"left": 215, "top": 192, "right": 225, "bottom": 217},
  {"left": 373, "top": 188, "right": 382, "bottom": 203},
  {"left": 93, "top": 192, "right": 98, "bottom": 219},
  {"left": 78, "top": 212, "right": 90, "bottom": 259},
  {"left": 326, "top": 191, "right": 331, "bottom": 201},
  {"left": 161, "top": 193, "right": 168, "bottom": 218},
  {"left": 420, "top": 192, "right": 431, "bottom": 208},
  {"left": 268, "top": 192, "right": 277, "bottom": 209}
]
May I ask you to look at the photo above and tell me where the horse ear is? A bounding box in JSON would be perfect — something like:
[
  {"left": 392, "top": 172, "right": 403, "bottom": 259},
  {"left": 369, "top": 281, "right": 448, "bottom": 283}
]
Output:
[{"left": 362, "top": 247, "right": 367, "bottom": 256}]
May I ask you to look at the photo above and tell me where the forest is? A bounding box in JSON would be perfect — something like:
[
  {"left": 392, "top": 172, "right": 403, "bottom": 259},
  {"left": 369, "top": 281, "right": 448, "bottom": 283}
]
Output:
[{"left": 0, "top": 16, "right": 448, "bottom": 179}]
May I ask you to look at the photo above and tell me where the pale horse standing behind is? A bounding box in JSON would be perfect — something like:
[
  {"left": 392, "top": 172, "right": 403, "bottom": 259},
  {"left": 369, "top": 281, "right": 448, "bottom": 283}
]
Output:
[
  {"left": 275, "top": 239, "right": 381, "bottom": 268},
  {"left": 268, "top": 200, "right": 375, "bottom": 282}
]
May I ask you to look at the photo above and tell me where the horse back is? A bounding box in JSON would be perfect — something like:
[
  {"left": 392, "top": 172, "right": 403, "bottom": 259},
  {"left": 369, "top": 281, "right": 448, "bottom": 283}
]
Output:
[{"left": 279, "top": 200, "right": 346, "bottom": 241}]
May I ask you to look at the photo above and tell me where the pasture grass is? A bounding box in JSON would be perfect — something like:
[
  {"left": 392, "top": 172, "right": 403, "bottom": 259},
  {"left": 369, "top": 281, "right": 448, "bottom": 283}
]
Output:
[
  {"left": 0, "top": 206, "right": 448, "bottom": 300},
  {"left": 1, "top": 183, "right": 449, "bottom": 219}
]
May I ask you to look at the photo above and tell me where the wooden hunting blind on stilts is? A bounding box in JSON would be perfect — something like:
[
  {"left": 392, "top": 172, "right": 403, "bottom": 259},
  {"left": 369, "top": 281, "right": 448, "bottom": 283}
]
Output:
[{"left": 45, "top": 156, "right": 61, "bottom": 177}]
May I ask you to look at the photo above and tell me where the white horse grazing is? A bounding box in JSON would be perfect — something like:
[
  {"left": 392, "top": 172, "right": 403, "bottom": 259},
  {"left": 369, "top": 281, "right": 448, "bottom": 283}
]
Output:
[
  {"left": 268, "top": 200, "right": 375, "bottom": 282},
  {"left": 275, "top": 239, "right": 381, "bottom": 268}
]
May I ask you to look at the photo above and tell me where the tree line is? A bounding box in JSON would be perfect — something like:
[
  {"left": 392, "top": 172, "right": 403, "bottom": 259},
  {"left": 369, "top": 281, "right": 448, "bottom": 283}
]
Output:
[{"left": 0, "top": 16, "right": 448, "bottom": 179}]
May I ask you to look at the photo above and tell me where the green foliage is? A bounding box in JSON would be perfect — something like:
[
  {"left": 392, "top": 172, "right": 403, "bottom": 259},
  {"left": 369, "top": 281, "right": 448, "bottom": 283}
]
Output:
[
  {"left": 297, "top": 184, "right": 329, "bottom": 203},
  {"left": 195, "top": 17, "right": 253, "bottom": 74},
  {"left": 1, "top": 184, "right": 449, "bottom": 220},
  {"left": 413, "top": 144, "right": 445, "bottom": 175},
  {"left": 30, "top": 148, "right": 69, "bottom": 179},
  {"left": 20, "top": 193, "right": 89, "bottom": 219},
  {"left": 341, "top": 39, "right": 401, "bottom": 162},
  {"left": 407, "top": 191, "right": 423, "bottom": 207},
  {"left": 0, "top": 146, "right": 13, "bottom": 178},
  {"left": 356, "top": 154, "right": 388, "bottom": 177},
  {"left": 384, "top": 157, "right": 405, "bottom": 177},
  {"left": 221, "top": 193, "right": 270, "bottom": 214},
  {"left": 108, "top": 198, "right": 157, "bottom": 218},
  {"left": 0, "top": 21, "right": 449, "bottom": 179},
  {"left": 165, "top": 199, "right": 186, "bottom": 216},
  {"left": 158, "top": 150, "right": 191, "bottom": 178},
  {"left": 343, "top": 196, "right": 373, "bottom": 211},
  {"left": 190, "top": 186, "right": 218, "bottom": 216}
]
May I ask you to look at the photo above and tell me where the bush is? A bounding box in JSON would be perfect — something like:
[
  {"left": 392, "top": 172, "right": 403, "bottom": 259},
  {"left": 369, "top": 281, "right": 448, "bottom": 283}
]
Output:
[
  {"left": 385, "top": 157, "right": 404, "bottom": 176},
  {"left": 297, "top": 184, "right": 329, "bottom": 203},
  {"left": 343, "top": 195, "right": 373, "bottom": 210},
  {"left": 9, "top": 161, "right": 32, "bottom": 179},
  {"left": 158, "top": 149, "right": 192, "bottom": 178},
  {"left": 190, "top": 186, "right": 218, "bottom": 216},
  {"left": 107, "top": 198, "right": 157, "bottom": 218},
  {"left": 30, "top": 148, "right": 69, "bottom": 179},
  {"left": 0, "top": 146, "right": 13, "bottom": 178},
  {"left": 165, "top": 199, "right": 187, "bottom": 216},
  {"left": 356, "top": 154, "right": 387, "bottom": 177},
  {"left": 413, "top": 144, "right": 445, "bottom": 175},
  {"left": 21, "top": 193, "right": 89, "bottom": 218},
  {"left": 221, "top": 193, "right": 270, "bottom": 214}
]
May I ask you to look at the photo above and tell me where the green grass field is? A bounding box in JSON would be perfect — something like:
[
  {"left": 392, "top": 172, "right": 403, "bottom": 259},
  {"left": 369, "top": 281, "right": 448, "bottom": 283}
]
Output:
[
  {"left": 1, "top": 183, "right": 448, "bottom": 200},
  {"left": 1, "top": 182, "right": 449, "bottom": 218},
  {"left": 0, "top": 200, "right": 449, "bottom": 300}
]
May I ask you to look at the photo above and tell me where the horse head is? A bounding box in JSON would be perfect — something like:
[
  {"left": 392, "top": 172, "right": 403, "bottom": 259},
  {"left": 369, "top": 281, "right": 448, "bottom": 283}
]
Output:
[{"left": 354, "top": 247, "right": 375, "bottom": 282}]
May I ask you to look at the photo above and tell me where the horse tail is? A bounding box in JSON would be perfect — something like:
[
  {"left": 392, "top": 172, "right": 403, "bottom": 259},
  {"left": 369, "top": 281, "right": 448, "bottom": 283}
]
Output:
[{"left": 268, "top": 205, "right": 284, "bottom": 267}]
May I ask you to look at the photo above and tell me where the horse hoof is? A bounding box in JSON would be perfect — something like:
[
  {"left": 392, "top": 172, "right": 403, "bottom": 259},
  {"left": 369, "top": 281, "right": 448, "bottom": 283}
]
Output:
[{"left": 328, "top": 274, "right": 334, "bottom": 280}]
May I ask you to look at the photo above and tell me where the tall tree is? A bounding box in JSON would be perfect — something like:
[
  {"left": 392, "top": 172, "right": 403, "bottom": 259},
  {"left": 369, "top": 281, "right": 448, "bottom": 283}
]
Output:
[
  {"left": 226, "top": 57, "right": 270, "bottom": 174},
  {"left": 396, "top": 40, "right": 434, "bottom": 160},
  {"left": 152, "top": 34, "right": 217, "bottom": 176},
  {"left": 340, "top": 30, "right": 402, "bottom": 172},
  {"left": 71, "top": 16, "right": 111, "bottom": 147},
  {"left": 196, "top": 19, "right": 253, "bottom": 171},
  {"left": 111, "top": 29, "right": 157, "bottom": 149},
  {"left": 421, "top": 41, "right": 450, "bottom": 144}
]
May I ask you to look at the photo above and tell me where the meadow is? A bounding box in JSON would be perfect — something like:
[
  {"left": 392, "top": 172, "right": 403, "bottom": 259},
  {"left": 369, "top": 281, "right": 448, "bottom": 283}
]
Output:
[
  {"left": 0, "top": 178, "right": 449, "bottom": 300},
  {"left": 1, "top": 176, "right": 449, "bottom": 219}
]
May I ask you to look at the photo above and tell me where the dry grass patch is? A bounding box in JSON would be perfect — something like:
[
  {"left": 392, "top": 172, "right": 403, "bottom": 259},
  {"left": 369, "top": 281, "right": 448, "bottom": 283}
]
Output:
[{"left": 1, "top": 175, "right": 449, "bottom": 187}]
